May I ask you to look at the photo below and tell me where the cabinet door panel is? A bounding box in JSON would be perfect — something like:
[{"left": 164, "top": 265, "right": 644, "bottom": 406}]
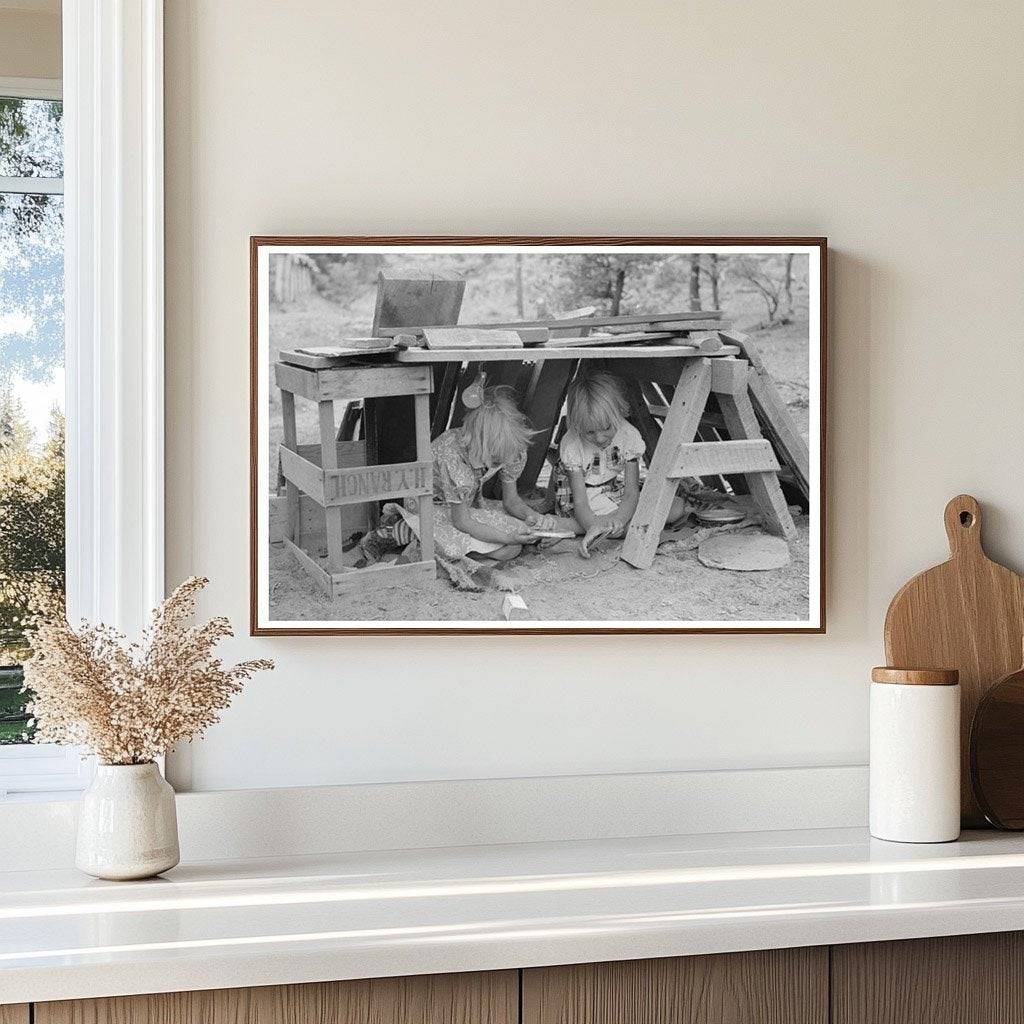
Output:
[
  {"left": 832, "top": 932, "right": 1024, "bottom": 1024},
  {"left": 36, "top": 970, "right": 517, "bottom": 1024},
  {"left": 523, "top": 948, "right": 828, "bottom": 1024},
  {"left": 0, "top": 1006, "right": 29, "bottom": 1024}
]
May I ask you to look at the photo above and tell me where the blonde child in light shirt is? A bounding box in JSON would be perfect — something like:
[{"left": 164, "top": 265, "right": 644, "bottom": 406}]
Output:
[{"left": 551, "top": 372, "right": 647, "bottom": 558}]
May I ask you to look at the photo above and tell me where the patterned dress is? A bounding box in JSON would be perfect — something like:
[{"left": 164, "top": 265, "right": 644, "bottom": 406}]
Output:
[
  {"left": 397, "top": 428, "right": 529, "bottom": 558},
  {"left": 554, "top": 421, "right": 645, "bottom": 518}
]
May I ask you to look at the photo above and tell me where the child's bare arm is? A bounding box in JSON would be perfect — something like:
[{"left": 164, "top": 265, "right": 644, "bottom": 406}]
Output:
[
  {"left": 567, "top": 469, "right": 598, "bottom": 531},
  {"left": 450, "top": 502, "right": 535, "bottom": 545},
  {"left": 606, "top": 460, "right": 641, "bottom": 535},
  {"left": 500, "top": 477, "right": 560, "bottom": 531}
]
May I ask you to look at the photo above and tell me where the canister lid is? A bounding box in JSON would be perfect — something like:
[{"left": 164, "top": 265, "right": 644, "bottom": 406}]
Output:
[{"left": 871, "top": 667, "right": 959, "bottom": 686}]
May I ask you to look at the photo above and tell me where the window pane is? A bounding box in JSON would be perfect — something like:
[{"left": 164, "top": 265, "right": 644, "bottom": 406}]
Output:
[
  {"left": 0, "top": 189, "right": 65, "bottom": 744},
  {"left": 0, "top": 98, "right": 63, "bottom": 179}
]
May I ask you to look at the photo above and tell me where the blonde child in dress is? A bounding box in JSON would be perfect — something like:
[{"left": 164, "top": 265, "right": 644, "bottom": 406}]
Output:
[{"left": 404, "top": 386, "right": 559, "bottom": 563}]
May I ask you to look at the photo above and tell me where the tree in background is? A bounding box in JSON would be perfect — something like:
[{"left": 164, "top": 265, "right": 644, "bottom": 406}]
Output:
[
  {"left": 729, "top": 255, "right": 793, "bottom": 325},
  {"left": 307, "top": 252, "right": 384, "bottom": 305},
  {"left": 688, "top": 257, "right": 702, "bottom": 311},
  {"left": 703, "top": 253, "right": 722, "bottom": 310},
  {"left": 780, "top": 253, "right": 795, "bottom": 321},
  {"left": 0, "top": 395, "right": 65, "bottom": 667},
  {"left": 534, "top": 254, "right": 688, "bottom": 317}
]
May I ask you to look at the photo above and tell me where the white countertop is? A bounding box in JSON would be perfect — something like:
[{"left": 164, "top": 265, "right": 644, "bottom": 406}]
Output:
[{"left": 4, "top": 826, "right": 1024, "bottom": 1004}]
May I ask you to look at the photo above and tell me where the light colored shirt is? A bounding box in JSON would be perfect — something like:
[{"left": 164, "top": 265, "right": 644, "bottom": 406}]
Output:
[{"left": 559, "top": 421, "right": 645, "bottom": 487}]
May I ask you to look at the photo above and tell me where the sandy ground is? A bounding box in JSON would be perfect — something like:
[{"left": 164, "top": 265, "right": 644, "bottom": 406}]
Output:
[
  {"left": 268, "top": 518, "right": 811, "bottom": 624},
  {"left": 264, "top": 289, "right": 813, "bottom": 625}
]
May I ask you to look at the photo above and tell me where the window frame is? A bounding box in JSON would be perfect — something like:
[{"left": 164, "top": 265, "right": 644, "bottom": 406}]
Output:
[{"left": 0, "top": 0, "right": 165, "bottom": 799}]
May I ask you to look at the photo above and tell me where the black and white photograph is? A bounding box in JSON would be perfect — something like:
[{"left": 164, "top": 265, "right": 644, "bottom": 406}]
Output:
[{"left": 251, "top": 239, "right": 824, "bottom": 634}]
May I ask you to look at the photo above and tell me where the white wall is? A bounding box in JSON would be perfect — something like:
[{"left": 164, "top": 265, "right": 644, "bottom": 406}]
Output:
[
  {"left": 0, "top": 6, "right": 61, "bottom": 80},
  {"left": 164, "top": 0, "right": 1024, "bottom": 792}
]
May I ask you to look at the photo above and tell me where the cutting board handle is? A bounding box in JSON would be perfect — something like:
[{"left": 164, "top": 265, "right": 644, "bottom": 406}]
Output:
[{"left": 944, "top": 494, "right": 983, "bottom": 558}]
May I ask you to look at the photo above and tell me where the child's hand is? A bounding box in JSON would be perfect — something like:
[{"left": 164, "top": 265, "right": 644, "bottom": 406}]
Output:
[
  {"left": 509, "top": 530, "right": 540, "bottom": 545},
  {"left": 579, "top": 524, "right": 612, "bottom": 559},
  {"left": 525, "top": 511, "right": 559, "bottom": 532}
]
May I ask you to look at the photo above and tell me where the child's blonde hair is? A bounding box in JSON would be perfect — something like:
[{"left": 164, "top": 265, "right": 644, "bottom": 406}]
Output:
[
  {"left": 462, "top": 386, "right": 535, "bottom": 468},
  {"left": 566, "top": 372, "right": 629, "bottom": 435}
]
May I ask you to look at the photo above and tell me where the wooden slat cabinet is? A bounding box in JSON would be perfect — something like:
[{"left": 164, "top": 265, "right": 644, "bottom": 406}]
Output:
[
  {"left": 522, "top": 948, "right": 828, "bottom": 1024},
  {"left": 34, "top": 971, "right": 517, "bottom": 1024},
  {"left": 20, "top": 932, "right": 1024, "bottom": 1024},
  {"left": 832, "top": 932, "right": 1024, "bottom": 1024}
]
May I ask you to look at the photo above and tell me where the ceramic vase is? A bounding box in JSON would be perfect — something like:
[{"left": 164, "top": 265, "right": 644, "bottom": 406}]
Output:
[{"left": 76, "top": 762, "right": 180, "bottom": 880}]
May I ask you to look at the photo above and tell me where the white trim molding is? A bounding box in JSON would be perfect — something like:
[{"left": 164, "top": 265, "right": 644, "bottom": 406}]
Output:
[
  {"left": 0, "top": 76, "right": 62, "bottom": 100},
  {"left": 63, "top": 0, "right": 164, "bottom": 634}
]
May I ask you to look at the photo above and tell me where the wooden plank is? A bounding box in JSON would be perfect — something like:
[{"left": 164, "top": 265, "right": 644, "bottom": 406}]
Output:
[
  {"left": 283, "top": 345, "right": 398, "bottom": 370},
  {"left": 832, "top": 933, "right": 1024, "bottom": 1024},
  {"left": 543, "top": 331, "right": 676, "bottom": 348},
  {"left": 606, "top": 320, "right": 724, "bottom": 334},
  {"left": 373, "top": 269, "right": 467, "bottom": 333},
  {"left": 711, "top": 357, "right": 749, "bottom": 395},
  {"left": 294, "top": 439, "right": 368, "bottom": 469},
  {"left": 279, "top": 447, "right": 325, "bottom": 504},
  {"left": 0, "top": 1007, "right": 28, "bottom": 1024},
  {"left": 369, "top": 273, "right": 462, "bottom": 470},
  {"left": 520, "top": 360, "right": 577, "bottom": 489},
  {"left": 422, "top": 327, "right": 523, "bottom": 349},
  {"left": 622, "top": 375, "right": 661, "bottom": 466},
  {"left": 671, "top": 334, "right": 726, "bottom": 352},
  {"left": 337, "top": 400, "right": 362, "bottom": 441},
  {"left": 621, "top": 359, "right": 713, "bottom": 570},
  {"left": 280, "top": 389, "right": 300, "bottom": 545},
  {"left": 670, "top": 439, "right": 780, "bottom": 478},
  {"left": 274, "top": 439, "right": 370, "bottom": 550},
  {"left": 717, "top": 386, "right": 798, "bottom": 541},
  {"left": 431, "top": 363, "right": 460, "bottom": 435},
  {"left": 720, "top": 331, "right": 810, "bottom": 499},
  {"left": 379, "top": 309, "right": 723, "bottom": 337},
  {"left": 333, "top": 559, "right": 435, "bottom": 597},
  {"left": 643, "top": 321, "right": 726, "bottom": 333},
  {"left": 269, "top": 493, "right": 368, "bottom": 550},
  {"left": 516, "top": 327, "right": 551, "bottom": 346},
  {"left": 305, "top": 337, "right": 396, "bottom": 352},
  {"left": 522, "top": 948, "right": 827, "bottom": 1024},
  {"left": 37, "top": 971, "right": 517, "bottom": 1024},
  {"left": 324, "top": 461, "right": 432, "bottom": 506},
  {"left": 284, "top": 537, "right": 333, "bottom": 597},
  {"left": 316, "top": 365, "right": 432, "bottom": 401},
  {"left": 274, "top": 360, "right": 319, "bottom": 401},
  {"left": 396, "top": 345, "right": 740, "bottom": 364},
  {"left": 318, "top": 400, "right": 345, "bottom": 571},
  {"left": 414, "top": 393, "right": 435, "bottom": 563}
]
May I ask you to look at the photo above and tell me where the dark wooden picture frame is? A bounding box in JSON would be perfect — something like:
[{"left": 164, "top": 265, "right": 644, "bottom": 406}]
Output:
[{"left": 250, "top": 236, "right": 827, "bottom": 636}]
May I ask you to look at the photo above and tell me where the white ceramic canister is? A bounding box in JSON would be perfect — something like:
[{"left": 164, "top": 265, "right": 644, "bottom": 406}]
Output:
[{"left": 869, "top": 667, "right": 961, "bottom": 843}]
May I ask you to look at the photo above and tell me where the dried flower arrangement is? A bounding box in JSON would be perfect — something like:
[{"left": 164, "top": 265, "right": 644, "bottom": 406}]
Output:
[{"left": 23, "top": 576, "right": 273, "bottom": 765}]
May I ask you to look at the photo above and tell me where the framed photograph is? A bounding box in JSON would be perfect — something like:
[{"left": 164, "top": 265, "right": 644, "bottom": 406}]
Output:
[{"left": 250, "top": 237, "right": 826, "bottom": 635}]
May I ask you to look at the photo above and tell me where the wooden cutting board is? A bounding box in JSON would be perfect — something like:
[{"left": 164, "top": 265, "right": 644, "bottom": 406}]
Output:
[{"left": 884, "top": 494, "right": 1024, "bottom": 825}]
